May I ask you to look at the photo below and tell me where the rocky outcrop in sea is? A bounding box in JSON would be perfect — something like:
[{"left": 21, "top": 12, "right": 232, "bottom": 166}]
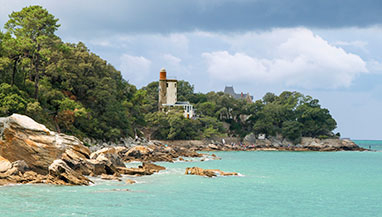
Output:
[{"left": 159, "top": 136, "right": 366, "bottom": 152}]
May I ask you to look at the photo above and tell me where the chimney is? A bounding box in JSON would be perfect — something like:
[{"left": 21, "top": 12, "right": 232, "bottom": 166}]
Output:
[{"left": 160, "top": 68, "right": 167, "bottom": 80}]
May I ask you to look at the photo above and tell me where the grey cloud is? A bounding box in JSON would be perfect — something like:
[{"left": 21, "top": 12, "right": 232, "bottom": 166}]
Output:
[
  {"left": 55, "top": 0, "right": 382, "bottom": 36},
  {"left": 2, "top": 0, "right": 381, "bottom": 37}
]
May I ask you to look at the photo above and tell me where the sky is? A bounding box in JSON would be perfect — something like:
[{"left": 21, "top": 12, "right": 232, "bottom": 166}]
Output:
[{"left": 1, "top": 0, "right": 382, "bottom": 139}]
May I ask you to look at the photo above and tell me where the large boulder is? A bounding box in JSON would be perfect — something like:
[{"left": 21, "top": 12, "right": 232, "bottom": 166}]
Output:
[
  {"left": 0, "top": 114, "right": 127, "bottom": 186},
  {"left": 90, "top": 147, "right": 125, "bottom": 167},
  {"left": 0, "top": 114, "right": 89, "bottom": 174},
  {"left": 123, "top": 146, "right": 153, "bottom": 161}
]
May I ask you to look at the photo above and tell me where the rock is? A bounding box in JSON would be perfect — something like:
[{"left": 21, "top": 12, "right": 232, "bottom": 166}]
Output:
[
  {"left": 126, "top": 146, "right": 152, "bottom": 156},
  {"left": 100, "top": 174, "right": 122, "bottom": 181},
  {"left": 244, "top": 133, "right": 256, "bottom": 144},
  {"left": 62, "top": 146, "right": 126, "bottom": 177},
  {"left": 7, "top": 160, "right": 29, "bottom": 175},
  {"left": 208, "top": 144, "right": 219, "bottom": 150},
  {"left": 90, "top": 147, "right": 125, "bottom": 168},
  {"left": 20, "top": 171, "right": 47, "bottom": 184},
  {"left": 112, "top": 189, "right": 130, "bottom": 192},
  {"left": 142, "top": 162, "right": 165, "bottom": 174},
  {"left": 118, "top": 162, "right": 165, "bottom": 176},
  {"left": 185, "top": 167, "right": 238, "bottom": 178},
  {"left": 0, "top": 114, "right": 87, "bottom": 174},
  {"left": 125, "top": 179, "right": 136, "bottom": 184},
  {"left": 89, "top": 154, "right": 121, "bottom": 176},
  {"left": 185, "top": 167, "right": 216, "bottom": 177},
  {"left": 117, "top": 167, "right": 148, "bottom": 176},
  {"left": 0, "top": 156, "right": 11, "bottom": 173},
  {"left": 47, "top": 159, "right": 91, "bottom": 186},
  {"left": 61, "top": 149, "right": 94, "bottom": 176}
]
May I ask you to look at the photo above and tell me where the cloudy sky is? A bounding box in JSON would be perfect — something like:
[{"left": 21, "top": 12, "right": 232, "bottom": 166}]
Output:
[{"left": 1, "top": 0, "right": 382, "bottom": 139}]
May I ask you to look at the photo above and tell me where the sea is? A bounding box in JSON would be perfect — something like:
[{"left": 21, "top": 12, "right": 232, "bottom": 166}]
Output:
[{"left": 0, "top": 140, "right": 381, "bottom": 217}]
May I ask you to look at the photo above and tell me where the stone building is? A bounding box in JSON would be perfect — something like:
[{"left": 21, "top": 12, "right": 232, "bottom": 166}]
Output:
[
  {"left": 224, "top": 86, "right": 253, "bottom": 103},
  {"left": 158, "top": 68, "right": 194, "bottom": 118}
]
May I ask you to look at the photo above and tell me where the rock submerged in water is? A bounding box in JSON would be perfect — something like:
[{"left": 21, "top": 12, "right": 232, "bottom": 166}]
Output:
[
  {"left": 125, "top": 179, "right": 136, "bottom": 184},
  {"left": 185, "top": 167, "right": 238, "bottom": 178}
]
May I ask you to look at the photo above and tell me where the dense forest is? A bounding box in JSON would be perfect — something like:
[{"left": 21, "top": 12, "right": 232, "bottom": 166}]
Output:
[{"left": 0, "top": 6, "right": 338, "bottom": 143}]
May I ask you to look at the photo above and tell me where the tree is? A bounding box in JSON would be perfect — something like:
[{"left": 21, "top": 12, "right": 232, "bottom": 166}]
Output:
[
  {"left": 282, "top": 121, "right": 303, "bottom": 144},
  {"left": 5, "top": 5, "right": 60, "bottom": 99},
  {"left": 262, "top": 92, "right": 277, "bottom": 104},
  {"left": 141, "top": 81, "right": 159, "bottom": 113},
  {"left": 0, "top": 83, "right": 28, "bottom": 116},
  {"left": 177, "top": 80, "right": 194, "bottom": 101}
]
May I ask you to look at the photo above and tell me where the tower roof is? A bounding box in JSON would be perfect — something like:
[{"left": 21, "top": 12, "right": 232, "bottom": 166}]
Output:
[
  {"left": 160, "top": 68, "right": 166, "bottom": 73},
  {"left": 224, "top": 86, "right": 235, "bottom": 95}
]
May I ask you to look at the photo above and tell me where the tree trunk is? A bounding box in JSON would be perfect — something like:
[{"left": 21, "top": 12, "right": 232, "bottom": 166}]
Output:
[
  {"left": 34, "top": 45, "right": 40, "bottom": 99},
  {"left": 11, "top": 56, "right": 20, "bottom": 87},
  {"left": 34, "top": 63, "right": 39, "bottom": 99}
]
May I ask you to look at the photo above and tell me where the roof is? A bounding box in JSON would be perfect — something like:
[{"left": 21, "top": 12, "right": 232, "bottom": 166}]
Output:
[
  {"left": 175, "top": 101, "right": 192, "bottom": 105},
  {"left": 224, "top": 86, "right": 236, "bottom": 95},
  {"left": 224, "top": 86, "right": 253, "bottom": 100}
]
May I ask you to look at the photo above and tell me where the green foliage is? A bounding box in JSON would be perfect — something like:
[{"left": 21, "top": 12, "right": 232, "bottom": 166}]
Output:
[
  {"left": 249, "top": 91, "right": 337, "bottom": 142},
  {"left": 177, "top": 80, "right": 194, "bottom": 101},
  {"left": 0, "top": 6, "right": 136, "bottom": 141},
  {"left": 0, "top": 83, "right": 28, "bottom": 116},
  {"left": 141, "top": 81, "right": 159, "bottom": 113},
  {"left": 145, "top": 111, "right": 201, "bottom": 140},
  {"left": 281, "top": 121, "right": 303, "bottom": 144}
]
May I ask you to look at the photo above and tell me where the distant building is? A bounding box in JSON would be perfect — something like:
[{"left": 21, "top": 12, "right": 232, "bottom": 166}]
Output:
[
  {"left": 158, "top": 68, "right": 194, "bottom": 118},
  {"left": 224, "top": 86, "right": 253, "bottom": 102}
]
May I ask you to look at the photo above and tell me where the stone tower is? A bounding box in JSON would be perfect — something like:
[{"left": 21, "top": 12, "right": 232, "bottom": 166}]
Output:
[
  {"left": 158, "top": 68, "right": 177, "bottom": 111},
  {"left": 158, "top": 68, "right": 167, "bottom": 111}
]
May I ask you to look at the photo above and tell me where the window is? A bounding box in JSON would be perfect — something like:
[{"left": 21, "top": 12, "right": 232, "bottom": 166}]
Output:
[{"left": 166, "top": 83, "right": 168, "bottom": 87}]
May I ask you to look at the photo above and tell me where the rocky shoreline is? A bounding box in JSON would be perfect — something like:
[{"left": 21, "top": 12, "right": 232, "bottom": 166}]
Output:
[
  {"left": 0, "top": 114, "right": 367, "bottom": 186},
  {"left": 157, "top": 137, "right": 367, "bottom": 152}
]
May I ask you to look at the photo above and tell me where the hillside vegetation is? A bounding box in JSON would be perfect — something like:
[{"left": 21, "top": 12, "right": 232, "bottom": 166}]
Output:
[{"left": 0, "top": 6, "right": 337, "bottom": 143}]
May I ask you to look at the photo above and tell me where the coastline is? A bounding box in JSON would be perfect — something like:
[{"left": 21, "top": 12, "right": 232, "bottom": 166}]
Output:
[
  {"left": 157, "top": 137, "right": 368, "bottom": 152},
  {"left": 0, "top": 114, "right": 368, "bottom": 187}
]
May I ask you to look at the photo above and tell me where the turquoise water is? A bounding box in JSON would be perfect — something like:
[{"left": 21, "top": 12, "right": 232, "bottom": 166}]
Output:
[
  {"left": 355, "top": 140, "right": 382, "bottom": 151},
  {"left": 1, "top": 144, "right": 382, "bottom": 216}
]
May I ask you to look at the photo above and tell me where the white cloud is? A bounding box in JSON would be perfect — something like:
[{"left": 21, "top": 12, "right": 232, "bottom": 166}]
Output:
[
  {"left": 89, "top": 39, "right": 112, "bottom": 47},
  {"left": 202, "top": 28, "right": 368, "bottom": 89},
  {"left": 163, "top": 54, "right": 181, "bottom": 65},
  {"left": 333, "top": 40, "right": 368, "bottom": 50},
  {"left": 367, "top": 60, "right": 382, "bottom": 73},
  {"left": 119, "top": 54, "right": 151, "bottom": 85}
]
